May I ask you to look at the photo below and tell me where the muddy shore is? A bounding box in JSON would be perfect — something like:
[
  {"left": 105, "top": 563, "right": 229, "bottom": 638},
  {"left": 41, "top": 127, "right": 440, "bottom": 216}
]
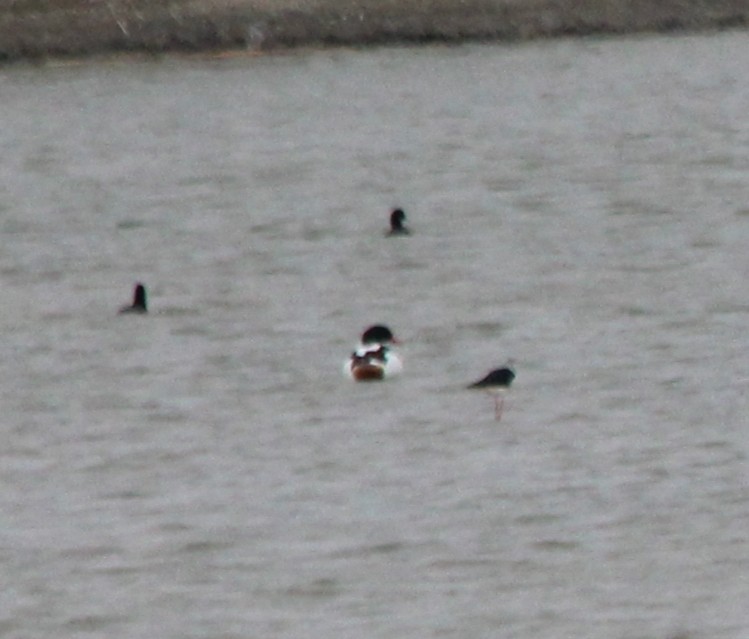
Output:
[{"left": 2, "top": 0, "right": 749, "bottom": 62}]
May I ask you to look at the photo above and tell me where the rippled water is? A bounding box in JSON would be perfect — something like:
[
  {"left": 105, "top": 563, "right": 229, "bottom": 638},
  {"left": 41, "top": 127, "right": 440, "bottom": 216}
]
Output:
[{"left": 2, "top": 31, "right": 749, "bottom": 639}]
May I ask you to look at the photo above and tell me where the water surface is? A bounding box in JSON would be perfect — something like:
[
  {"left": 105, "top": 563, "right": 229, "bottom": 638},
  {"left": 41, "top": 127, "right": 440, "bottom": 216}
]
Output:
[{"left": 1, "top": 32, "right": 749, "bottom": 639}]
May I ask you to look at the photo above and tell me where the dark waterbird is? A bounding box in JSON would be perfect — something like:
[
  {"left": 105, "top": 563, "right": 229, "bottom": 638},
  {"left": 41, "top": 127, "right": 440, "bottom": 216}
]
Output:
[
  {"left": 387, "top": 208, "right": 410, "bottom": 236},
  {"left": 119, "top": 283, "right": 148, "bottom": 314},
  {"left": 468, "top": 361, "right": 515, "bottom": 420}
]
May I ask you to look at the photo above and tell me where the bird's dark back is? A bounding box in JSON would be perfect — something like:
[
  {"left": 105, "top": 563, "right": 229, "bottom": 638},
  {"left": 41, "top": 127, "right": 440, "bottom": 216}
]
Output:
[{"left": 472, "top": 367, "right": 515, "bottom": 388}]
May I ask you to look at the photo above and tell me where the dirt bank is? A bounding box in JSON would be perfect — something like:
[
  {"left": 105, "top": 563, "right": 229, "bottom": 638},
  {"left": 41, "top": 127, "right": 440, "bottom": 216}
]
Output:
[{"left": 2, "top": 0, "right": 749, "bottom": 62}]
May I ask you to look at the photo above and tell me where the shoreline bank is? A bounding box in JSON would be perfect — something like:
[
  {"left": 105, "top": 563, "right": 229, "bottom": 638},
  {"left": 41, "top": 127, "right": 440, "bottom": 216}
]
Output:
[{"left": 2, "top": 0, "right": 749, "bottom": 63}]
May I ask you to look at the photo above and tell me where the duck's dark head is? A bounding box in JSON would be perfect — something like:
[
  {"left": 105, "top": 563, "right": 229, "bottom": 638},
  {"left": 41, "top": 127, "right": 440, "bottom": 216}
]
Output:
[{"left": 361, "top": 324, "right": 399, "bottom": 345}]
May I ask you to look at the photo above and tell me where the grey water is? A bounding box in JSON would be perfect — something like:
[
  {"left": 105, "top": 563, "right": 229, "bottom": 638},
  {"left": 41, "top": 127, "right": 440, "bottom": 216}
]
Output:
[{"left": 1, "top": 30, "right": 749, "bottom": 639}]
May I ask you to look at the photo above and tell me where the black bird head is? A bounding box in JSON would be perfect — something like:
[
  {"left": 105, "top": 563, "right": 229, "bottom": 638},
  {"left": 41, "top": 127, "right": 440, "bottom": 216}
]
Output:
[{"left": 361, "top": 324, "right": 398, "bottom": 345}]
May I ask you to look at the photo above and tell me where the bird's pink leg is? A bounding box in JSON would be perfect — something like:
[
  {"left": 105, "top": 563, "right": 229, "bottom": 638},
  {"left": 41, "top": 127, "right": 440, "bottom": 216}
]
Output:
[{"left": 494, "top": 396, "right": 504, "bottom": 421}]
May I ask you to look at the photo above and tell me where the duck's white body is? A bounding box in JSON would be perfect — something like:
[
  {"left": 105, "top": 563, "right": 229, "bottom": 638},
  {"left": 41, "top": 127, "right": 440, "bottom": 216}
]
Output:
[{"left": 344, "top": 345, "right": 403, "bottom": 381}]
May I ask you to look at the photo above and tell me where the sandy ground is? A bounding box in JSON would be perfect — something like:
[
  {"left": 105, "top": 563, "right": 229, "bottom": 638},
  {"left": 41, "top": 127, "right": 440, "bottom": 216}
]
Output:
[{"left": 1, "top": 0, "right": 749, "bottom": 61}]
